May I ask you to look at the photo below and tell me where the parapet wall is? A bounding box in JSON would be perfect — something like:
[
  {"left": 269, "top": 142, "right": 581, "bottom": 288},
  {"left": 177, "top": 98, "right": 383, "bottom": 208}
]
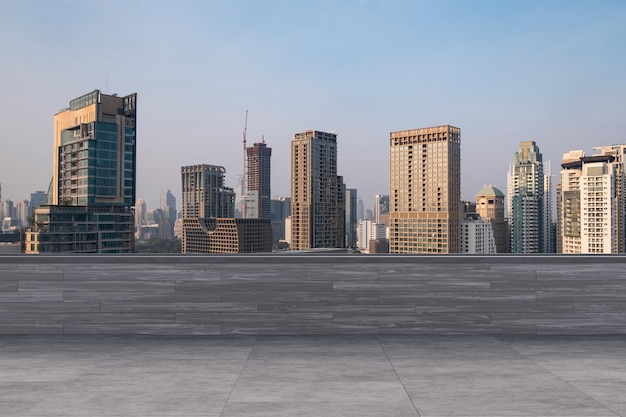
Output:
[{"left": 1, "top": 254, "right": 625, "bottom": 335}]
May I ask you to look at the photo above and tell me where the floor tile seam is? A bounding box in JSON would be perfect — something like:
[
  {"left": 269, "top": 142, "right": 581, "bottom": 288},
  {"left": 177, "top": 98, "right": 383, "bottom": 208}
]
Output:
[
  {"left": 218, "top": 335, "right": 259, "bottom": 417},
  {"left": 376, "top": 335, "right": 422, "bottom": 417},
  {"left": 496, "top": 339, "right": 622, "bottom": 417}
]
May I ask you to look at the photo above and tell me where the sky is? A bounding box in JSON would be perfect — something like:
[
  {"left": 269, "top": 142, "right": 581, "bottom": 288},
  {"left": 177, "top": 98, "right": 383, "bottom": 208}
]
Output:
[{"left": 1, "top": 0, "right": 625, "bottom": 212}]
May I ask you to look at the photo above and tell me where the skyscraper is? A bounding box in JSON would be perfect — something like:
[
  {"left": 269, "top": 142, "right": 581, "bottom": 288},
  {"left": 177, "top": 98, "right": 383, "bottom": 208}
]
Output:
[
  {"left": 560, "top": 148, "right": 623, "bottom": 253},
  {"left": 345, "top": 189, "right": 358, "bottom": 248},
  {"left": 374, "top": 194, "right": 389, "bottom": 225},
  {"left": 460, "top": 214, "right": 497, "bottom": 254},
  {"left": 389, "top": 125, "right": 461, "bottom": 253},
  {"left": 26, "top": 90, "right": 136, "bottom": 253},
  {"left": 475, "top": 186, "right": 508, "bottom": 253},
  {"left": 270, "top": 196, "right": 290, "bottom": 243},
  {"left": 181, "top": 165, "right": 235, "bottom": 219},
  {"left": 507, "top": 141, "right": 550, "bottom": 253},
  {"left": 245, "top": 141, "right": 272, "bottom": 219},
  {"left": 160, "top": 189, "right": 177, "bottom": 239},
  {"left": 181, "top": 164, "right": 271, "bottom": 253},
  {"left": 290, "top": 130, "right": 345, "bottom": 250}
]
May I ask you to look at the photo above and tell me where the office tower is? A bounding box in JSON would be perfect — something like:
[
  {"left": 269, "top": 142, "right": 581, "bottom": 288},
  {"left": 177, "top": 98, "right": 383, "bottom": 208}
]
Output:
[
  {"left": 246, "top": 141, "right": 272, "bottom": 219},
  {"left": 560, "top": 149, "right": 621, "bottom": 253},
  {"left": 461, "top": 214, "right": 497, "bottom": 253},
  {"left": 181, "top": 164, "right": 270, "bottom": 253},
  {"left": 345, "top": 189, "right": 358, "bottom": 248},
  {"left": 235, "top": 174, "right": 244, "bottom": 218},
  {"left": 160, "top": 189, "right": 177, "bottom": 239},
  {"left": 374, "top": 194, "right": 389, "bottom": 225},
  {"left": 475, "top": 186, "right": 508, "bottom": 253},
  {"left": 507, "top": 141, "right": 550, "bottom": 253},
  {"left": 270, "top": 197, "right": 291, "bottom": 243},
  {"left": 181, "top": 165, "right": 235, "bottom": 219},
  {"left": 290, "top": 130, "right": 345, "bottom": 250},
  {"left": 26, "top": 90, "right": 136, "bottom": 253},
  {"left": 365, "top": 209, "right": 374, "bottom": 221},
  {"left": 357, "top": 198, "right": 364, "bottom": 221},
  {"left": 389, "top": 125, "right": 461, "bottom": 254}
]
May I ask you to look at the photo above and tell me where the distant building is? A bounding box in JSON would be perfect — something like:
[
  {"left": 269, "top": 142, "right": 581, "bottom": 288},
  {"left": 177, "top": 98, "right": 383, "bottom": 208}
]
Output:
[
  {"left": 559, "top": 148, "right": 623, "bottom": 253},
  {"left": 27, "top": 90, "right": 137, "bottom": 253},
  {"left": 246, "top": 141, "right": 272, "bottom": 219},
  {"left": 290, "top": 130, "right": 345, "bottom": 250},
  {"left": 160, "top": 189, "right": 177, "bottom": 239},
  {"left": 461, "top": 214, "right": 496, "bottom": 254},
  {"left": 29, "top": 191, "right": 47, "bottom": 219},
  {"left": 270, "top": 197, "right": 290, "bottom": 243},
  {"left": 374, "top": 195, "right": 389, "bottom": 224},
  {"left": 134, "top": 199, "right": 146, "bottom": 239},
  {"left": 357, "top": 220, "right": 386, "bottom": 252},
  {"left": 507, "top": 141, "right": 551, "bottom": 253},
  {"left": 26, "top": 205, "right": 133, "bottom": 253},
  {"left": 389, "top": 125, "right": 461, "bottom": 253},
  {"left": 181, "top": 165, "right": 235, "bottom": 219},
  {"left": 16, "top": 200, "right": 29, "bottom": 227},
  {"left": 173, "top": 218, "right": 183, "bottom": 240},
  {"left": 475, "top": 186, "right": 508, "bottom": 253},
  {"left": 182, "top": 218, "right": 272, "bottom": 253},
  {"left": 369, "top": 238, "right": 389, "bottom": 254},
  {"left": 345, "top": 189, "right": 358, "bottom": 248},
  {"left": 357, "top": 198, "right": 364, "bottom": 221},
  {"left": 181, "top": 164, "right": 270, "bottom": 253}
]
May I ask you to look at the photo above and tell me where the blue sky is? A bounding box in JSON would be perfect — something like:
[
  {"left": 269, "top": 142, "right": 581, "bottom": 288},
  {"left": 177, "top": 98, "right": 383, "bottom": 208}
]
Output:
[{"left": 1, "top": 0, "right": 625, "bottom": 211}]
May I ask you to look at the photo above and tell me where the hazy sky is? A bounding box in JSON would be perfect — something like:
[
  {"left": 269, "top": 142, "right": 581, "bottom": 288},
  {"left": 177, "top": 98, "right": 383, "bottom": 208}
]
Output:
[{"left": 1, "top": 0, "right": 625, "bottom": 212}]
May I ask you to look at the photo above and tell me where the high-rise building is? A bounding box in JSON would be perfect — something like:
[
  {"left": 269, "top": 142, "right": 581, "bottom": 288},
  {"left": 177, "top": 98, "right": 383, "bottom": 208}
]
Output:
[
  {"left": 507, "top": 141, "right": 550, "bottom": 253},
  {"left": 559, "top": 148, "right": 622, "bottom": 253},
  {"left": 270, "top": 197, "right": 290, "bottom": 243},
  {"left": 475, "top": 186, "right": 508, "bottom": 253},
  {"left": 160, "top": 189, "right": 177, "bottom": 239},
  {"left": 389, "top": 125, "right": 461, "bottom": 253},
  {"left": 357, "top": 220, "right": 386, "bottom": 252},
  {"left": 290, "top": 130, "right": 345, "bottom": 250},
  {"left": 26, "top": 90, "right": 136, "bottom": 253},
  {"left": 460, "top": 213, "right": 497, "bottom": 254},
  {"left": 594, "top": 145, "right": 626, "bottom": 252},
  {"left": 246, "top": 141, "right": 272, "bottom": 219},
  {"left": 134, "top": 199, "right": 146, "bottom": 239},
  {"left": 181, "top": 165, "right": 235, "bottom": 219},
  {"left": 181, "top": 164, "right": 270, "bottom": 253},
  {"left": 16, "top": 200, "right": 29, "bottom": 227},
  {"left": 357, "top": 198, "right": 364, "bottom": 221},
  {"left": 345, "top": 189, "right": 358, "bottom": 248},
  {"left": 374, "top": 194, "right": 389, "bottom": 225}
]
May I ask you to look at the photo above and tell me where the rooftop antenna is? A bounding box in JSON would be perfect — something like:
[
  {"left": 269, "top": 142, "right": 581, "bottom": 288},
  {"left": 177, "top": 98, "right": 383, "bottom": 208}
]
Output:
[
  {"left": 242, "top": 110, "right": 248, "bottom": 218},
  {"left": 262, "top": 134, "right": 265, "bottom": 144}
]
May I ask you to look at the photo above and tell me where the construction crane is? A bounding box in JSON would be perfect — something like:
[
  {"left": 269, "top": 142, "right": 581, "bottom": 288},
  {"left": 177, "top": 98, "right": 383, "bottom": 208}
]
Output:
[{"left": 242, "top": 110, "right": 248, "bottom": 218}]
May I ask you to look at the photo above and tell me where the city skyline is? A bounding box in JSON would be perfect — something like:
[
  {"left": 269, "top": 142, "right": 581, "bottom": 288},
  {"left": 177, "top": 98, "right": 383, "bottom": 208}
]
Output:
[{"left": 1, "top": 1, "right": 625, "bottom": 210}]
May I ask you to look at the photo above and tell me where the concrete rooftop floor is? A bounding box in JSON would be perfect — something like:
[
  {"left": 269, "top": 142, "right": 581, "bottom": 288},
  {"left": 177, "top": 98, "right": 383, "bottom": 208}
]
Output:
[{"left": 1, "top": 335, "right": 625, "bottom": 417}]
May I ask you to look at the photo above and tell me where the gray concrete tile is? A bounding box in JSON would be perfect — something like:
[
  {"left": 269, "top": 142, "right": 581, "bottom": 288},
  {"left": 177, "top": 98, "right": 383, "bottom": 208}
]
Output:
[
  {"left": 0, "top": 281, "right": 17, "bottom": 291},
  {"left": 26, "top": 390, "right": 228, "bottom": 416},
  {"left": 64, "top": 324, "right": 221, "bottom": 335},
  {"left": 0, "top": 293, "right": 64, "bottom": 304},
  {"left": 62, "top": 290, "right": 221, "bottom": 303},
  {"left": 228, "top": 380, "right": 409, "bottom": 403},
  {"left": 0, "top": 313, "right": 17, "bottom": 323},
  {"left": 221, "top": 402, "right": 420, "bottom": 417},
  {"left": 18, "top": 280, "right": 175, "bottom": 292},
  {"left": 0, "top": 301, "right": 98, "bottom": 313}
]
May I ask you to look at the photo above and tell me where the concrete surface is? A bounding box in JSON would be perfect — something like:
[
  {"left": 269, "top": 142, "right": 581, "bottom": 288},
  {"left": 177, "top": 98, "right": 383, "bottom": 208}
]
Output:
[{"left": 1, "top": 335, "right": 625, "bottom": 416}]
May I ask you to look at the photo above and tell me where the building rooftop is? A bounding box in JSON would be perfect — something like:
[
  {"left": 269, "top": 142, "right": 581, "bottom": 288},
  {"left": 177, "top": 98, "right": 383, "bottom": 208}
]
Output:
[
  {"left": 0, "top": 334, "right": 624, "bottom": 416},
  {"left": 475, "top": 185, "right": 504, "bottom": 197}
]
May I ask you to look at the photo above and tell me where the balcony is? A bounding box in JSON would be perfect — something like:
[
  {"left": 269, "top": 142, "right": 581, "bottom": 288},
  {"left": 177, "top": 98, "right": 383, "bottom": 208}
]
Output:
[{"left": 1, "top": 254, "right": 625, "bottom": 416}]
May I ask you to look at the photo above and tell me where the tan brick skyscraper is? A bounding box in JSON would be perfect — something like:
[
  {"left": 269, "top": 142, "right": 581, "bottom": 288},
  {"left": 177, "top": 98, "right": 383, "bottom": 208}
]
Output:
[{"left": 389, "top": 125, "right": 461, "bottom": 253}]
